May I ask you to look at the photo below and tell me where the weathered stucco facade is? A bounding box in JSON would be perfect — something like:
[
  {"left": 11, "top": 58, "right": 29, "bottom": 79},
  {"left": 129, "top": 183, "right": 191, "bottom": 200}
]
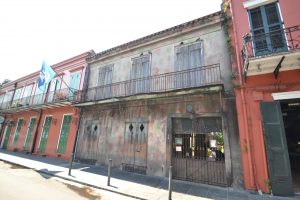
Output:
[{"left": 75, "top": 12, "right": 243, "bottom": 188}]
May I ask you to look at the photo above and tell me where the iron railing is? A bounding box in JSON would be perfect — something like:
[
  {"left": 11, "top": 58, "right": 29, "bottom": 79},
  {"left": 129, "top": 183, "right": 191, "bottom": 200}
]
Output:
[
  {"left": 78, "top": 64, "right": 221, "bottom": 103},
  {"left": 242, "top": 25, "right": 300, "bottom": 58},
  {"left": 0, "top": 88, "right": 78, "bottom": 111}
]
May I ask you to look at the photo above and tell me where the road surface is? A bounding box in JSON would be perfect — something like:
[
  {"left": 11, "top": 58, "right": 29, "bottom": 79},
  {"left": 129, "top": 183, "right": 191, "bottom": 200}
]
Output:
[{"left": 0, "top": 161, "right": 135, "bottom": 200}]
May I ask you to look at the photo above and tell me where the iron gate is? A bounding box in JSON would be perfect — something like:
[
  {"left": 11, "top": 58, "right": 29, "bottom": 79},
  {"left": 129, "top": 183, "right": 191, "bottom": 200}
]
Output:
[
  {"left": 172, "top": 117, "right": 227, "bottom": 186},
  {"left": 122, "top": 121, "right": 148, "bottom": 174}
]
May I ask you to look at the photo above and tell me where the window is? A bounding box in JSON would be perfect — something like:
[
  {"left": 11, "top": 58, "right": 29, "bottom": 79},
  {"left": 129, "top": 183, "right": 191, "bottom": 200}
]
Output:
[
  {"left": 174, "top": 42, "right": 203, "bottom": 88},
  {"left": 21, "top": 85, "right": 33, "bottom": 105},
  {"left": 3, "top": 91, "right": 13, "bottom": 109},
  {"left": 33, "top": 83, "right": 44, "bottom": 105},
  {"left": 97, "top": 64, "right": 113, "bottom": 99},
  {"left": 69, "top": 71, "right": 81, "bottom": 99},
  {"left": 12, "top": 88, "right": 23, "bottom": 107},
  {"left": 48, "top": 79, "right": 61, "bottom": 102},
  {"left": 130, "top": 54, "right": 151, "bottom": 94},
  {"left": 249, "top": 3, "right": 287, "bottom": 55},
  {"left": 0, "top": 94, "right": 4, "bottom": 108}
]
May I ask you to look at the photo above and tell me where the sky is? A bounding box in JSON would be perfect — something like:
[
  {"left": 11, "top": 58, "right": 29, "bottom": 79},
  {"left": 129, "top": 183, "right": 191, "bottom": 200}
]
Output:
[{"left": 0, "top": 0, "right": 222, "bottom": 83}]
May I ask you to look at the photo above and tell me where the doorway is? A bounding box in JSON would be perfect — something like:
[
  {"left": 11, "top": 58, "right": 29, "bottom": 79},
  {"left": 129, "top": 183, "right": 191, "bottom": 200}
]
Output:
[
  {"left": 171, "top": 117, "right": 227, "bottom": 186},
  {"left": 281, "top": 100, "right": 300, "bottom": 194},
  {"left": 122, "top": 121, "right": 148, "bottom": 175}
]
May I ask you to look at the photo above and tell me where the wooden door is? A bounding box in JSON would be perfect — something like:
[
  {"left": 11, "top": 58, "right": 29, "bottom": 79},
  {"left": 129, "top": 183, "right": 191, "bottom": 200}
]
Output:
[
  {"left": 57, "top": 115, "right": 72, "bottom": 154},
  {"left": 13, "top": 119, "right": 24, "bottom": 145},
  {"left": 2, "top": 125, "right": 12, "bottom": 149},
  {"left": 38, "top": 116, "right": 52, "bottom": 153},
  {"left": 23, "top": 118, "right": 36, "bottom": 151},
  {"left": 123, "top": 122, "right": 148, "bottom": 174}
]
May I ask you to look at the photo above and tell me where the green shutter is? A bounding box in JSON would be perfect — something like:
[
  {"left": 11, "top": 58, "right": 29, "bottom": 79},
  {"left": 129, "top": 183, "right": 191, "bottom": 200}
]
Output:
[
  {"left": 23, "top": 118, "right": 36, "bottom": 151},
  {"left": 13, "top": 119, "right": 24, "bottom": 145},
  {"left": 38, "top": 116, "right": 52, "bottom": 153},
  {"left": 260, "top": 102, "right": 293, "bottom": 196},
  {"left": 69, "top": 72, "right": 81, "bottom": 99},
  {"left": 2, "top": 125, "right": 12, "bottom": 149},
  {"left": 57, "top": 115, "right": 72, "bottom": 154}
]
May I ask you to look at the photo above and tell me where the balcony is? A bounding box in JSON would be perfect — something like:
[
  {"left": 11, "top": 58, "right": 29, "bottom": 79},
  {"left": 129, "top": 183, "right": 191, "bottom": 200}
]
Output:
[
  {"left": 0, "top": 88, "right": 78, "bottom": 114},
  {"left": 242, "top": 25, "right": 300, "bottom": 77},
  {"left": 76, "top": 64, "right": 222, "bottom": 104}
]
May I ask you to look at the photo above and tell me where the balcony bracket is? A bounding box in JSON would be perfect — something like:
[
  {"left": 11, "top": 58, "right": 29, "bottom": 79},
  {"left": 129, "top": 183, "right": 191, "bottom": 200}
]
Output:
[{"left": 273, "top": 56, "right": 285, "bottom": 79}]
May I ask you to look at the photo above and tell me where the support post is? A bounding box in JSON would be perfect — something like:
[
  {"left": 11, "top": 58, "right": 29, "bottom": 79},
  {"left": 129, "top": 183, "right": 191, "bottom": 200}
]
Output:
[
  {"left": 168, "top": 166, "right": 173, "bottom": 200},
  {"left": 107, "top": 158, "right": 112, "bottom": 186}
]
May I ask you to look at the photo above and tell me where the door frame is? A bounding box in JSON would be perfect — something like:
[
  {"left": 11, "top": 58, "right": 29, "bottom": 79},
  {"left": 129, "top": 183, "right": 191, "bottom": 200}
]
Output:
[
  {"left": 1, "top": 124, "right": 11, "bottom": 148},
  {"left": 12, "top": 118, "right": 24, "bottom": 146},
  {"left": 166, "top": 112, "right": 232, "bottom": 185},
  {"left": 56, "top": 113, "right": 73, "bottom": 152},
  {"left": 23, "top": 116, "right": 37, "bottom": 149},
  {"left": 37, "top": 115, "right": 53, "bottom": 151}
]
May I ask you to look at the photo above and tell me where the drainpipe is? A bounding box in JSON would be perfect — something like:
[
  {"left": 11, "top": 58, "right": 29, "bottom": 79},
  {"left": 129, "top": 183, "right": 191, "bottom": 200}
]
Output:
[
  {"left": 30, "top": 109, "right": 43, "bottom": 154},
  {"left": 229, "top": 2, "right": 257, "bottom": 190}
]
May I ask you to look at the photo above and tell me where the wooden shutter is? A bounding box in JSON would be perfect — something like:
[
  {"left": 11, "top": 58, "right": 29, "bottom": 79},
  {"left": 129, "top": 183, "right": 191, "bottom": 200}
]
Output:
[
  {"left": 131, "top": 55, "right": 150, "bottom": 94},
  {"left": 260, "top": 102, "right": 293, "bottom": 196}
]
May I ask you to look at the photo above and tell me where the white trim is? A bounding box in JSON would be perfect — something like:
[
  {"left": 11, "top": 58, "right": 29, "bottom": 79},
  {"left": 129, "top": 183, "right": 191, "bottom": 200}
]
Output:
[
  {"left": 243, "top": 0, "right": 277, "bottom": 9},
  {"left": 37, "top": 115, "right": 53, "bottom": 150},
  {"left": 56, "top": 113, "right": 73, "bottom": 151},
  {"left": 11, "top": 118, "right": 24, "bottom": 145},
  {"left": 23, "top": 117, "right": 37, "bottom": 148},
  {"left": 272, "top": 91, "right": 300, "bottom": 100}
]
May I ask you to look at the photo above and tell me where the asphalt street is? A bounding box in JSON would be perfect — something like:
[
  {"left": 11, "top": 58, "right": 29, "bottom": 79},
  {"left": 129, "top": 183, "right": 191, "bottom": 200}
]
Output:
[{"left": 0, "top": 161, "right": 134, "bottom": 200}]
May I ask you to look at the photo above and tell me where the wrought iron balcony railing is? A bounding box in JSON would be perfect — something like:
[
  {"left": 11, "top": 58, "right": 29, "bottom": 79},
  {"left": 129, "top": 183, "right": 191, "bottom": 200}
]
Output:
[
  {"left": 77, "top": 64, "right": 221, "bottom": 103},
  {"left": 0, "top": 88, "right": 78, "bottom": 112},
  {"left": 242, "top": 25, "right": 300, "bottom": 58}
]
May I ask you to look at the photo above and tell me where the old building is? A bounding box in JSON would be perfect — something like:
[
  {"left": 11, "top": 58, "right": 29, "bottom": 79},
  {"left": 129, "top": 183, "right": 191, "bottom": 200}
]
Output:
[
  {"left": 74, "top": 12, "right": 243, "bottom": 188},
  {"left": 225, "top": 0, "right": 300, "bottom": 196},
  {"left": 0, "top": 51, "right": 94, "bottom": 160}
]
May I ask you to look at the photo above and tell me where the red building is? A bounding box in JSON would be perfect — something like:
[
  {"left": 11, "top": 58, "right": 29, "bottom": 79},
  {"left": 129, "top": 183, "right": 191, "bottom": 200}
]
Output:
[
  {"left": 225, "top": 0, "right": 300, "bottom": 196},
  {"left": 0, "top": 51, "right": 94, "bottom": 160}
]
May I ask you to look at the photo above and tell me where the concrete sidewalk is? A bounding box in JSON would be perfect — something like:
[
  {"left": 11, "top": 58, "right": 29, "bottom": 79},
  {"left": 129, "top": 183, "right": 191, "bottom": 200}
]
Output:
[{"left": 0, "top": 150, "right": 298, "bottom": 200}]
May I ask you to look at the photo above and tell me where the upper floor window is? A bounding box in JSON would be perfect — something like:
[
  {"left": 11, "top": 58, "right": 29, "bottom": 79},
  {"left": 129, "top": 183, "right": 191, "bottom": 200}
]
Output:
[
  {"left": 130, "top": 54, "right": 151, "bottom": 94},
  {"left": 70, "top": 71, "right": 81, "bottom": 91},
  {"left": 174, "top": 42, "right": 203, "bottom": 88},
  {"left": 97, "top": 64, "right": 113, "bottom": 99},
  {"left": 12, "top": 88, "right": 23, "bottom": 105},
  {"left": 248, "top": 3, "right": 287, "bottom": 56},
  {"left": 175, "top": 42, "right": 202, "bottom": 72},
  {"left": 98, "top": 65, "right": 113, "bottom": 87}
]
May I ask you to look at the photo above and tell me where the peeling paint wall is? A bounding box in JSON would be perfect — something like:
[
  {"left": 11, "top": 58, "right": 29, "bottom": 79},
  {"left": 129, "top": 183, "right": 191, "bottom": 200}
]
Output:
[{"left": 76, "top": 17, "right": 243, "bottom": 188}]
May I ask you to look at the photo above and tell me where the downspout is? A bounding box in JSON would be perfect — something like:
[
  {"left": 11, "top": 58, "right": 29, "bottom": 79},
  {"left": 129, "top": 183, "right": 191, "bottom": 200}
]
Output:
[
  {"left": 229, "top": 2, "right": 257, "bottom": 190},
  {"left": 0, "top": 115, "right": 6, "bottom": 146},
  {"left": 30, "top": 109, "right": 43, "bottom": 154}
]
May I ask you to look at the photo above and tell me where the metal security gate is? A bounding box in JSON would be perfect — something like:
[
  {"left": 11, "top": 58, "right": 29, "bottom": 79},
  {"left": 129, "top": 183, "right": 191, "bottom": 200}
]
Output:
[
  {"left": 122, "top": 121, "right": 148, "bottom": 174},
  {"left": 172, "top": 118, "right": 227, "bottom": 186}
]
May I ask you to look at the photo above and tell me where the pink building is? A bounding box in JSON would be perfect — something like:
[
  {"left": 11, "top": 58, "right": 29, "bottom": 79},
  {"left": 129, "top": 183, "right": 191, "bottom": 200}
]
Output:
[
  {"left": 0, "top": 51, "right": 94, "bottom": 160},
  {"left": 225, "top": 0, "right": 300, "bottom": 196}
]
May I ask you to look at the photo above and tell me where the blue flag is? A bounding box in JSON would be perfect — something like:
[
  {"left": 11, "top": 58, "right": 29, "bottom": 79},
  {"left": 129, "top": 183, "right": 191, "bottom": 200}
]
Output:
[{"left": 38, "top": 60, "right": 56, "bottom": 91}]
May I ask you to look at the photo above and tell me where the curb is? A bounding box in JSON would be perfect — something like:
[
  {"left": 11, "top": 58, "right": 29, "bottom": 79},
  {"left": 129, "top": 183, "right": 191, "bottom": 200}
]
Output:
[{"left": 0, "top": 159, "right": 146, "bottom": 200}]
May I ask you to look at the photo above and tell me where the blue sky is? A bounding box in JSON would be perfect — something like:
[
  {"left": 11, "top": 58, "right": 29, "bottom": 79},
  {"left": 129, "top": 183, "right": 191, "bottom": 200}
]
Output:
[{"left": 0, "top": 0, "right": 222, "bottom": 82}]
